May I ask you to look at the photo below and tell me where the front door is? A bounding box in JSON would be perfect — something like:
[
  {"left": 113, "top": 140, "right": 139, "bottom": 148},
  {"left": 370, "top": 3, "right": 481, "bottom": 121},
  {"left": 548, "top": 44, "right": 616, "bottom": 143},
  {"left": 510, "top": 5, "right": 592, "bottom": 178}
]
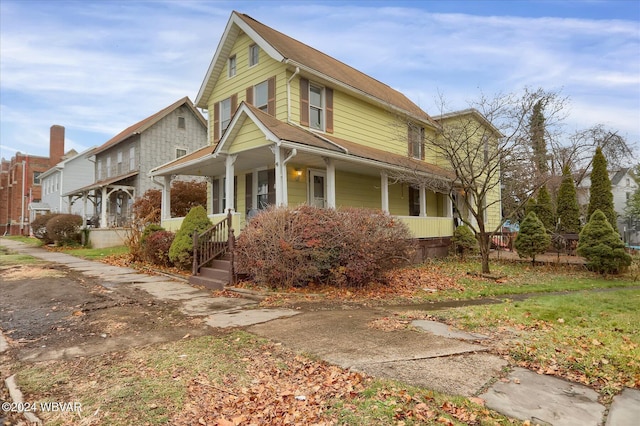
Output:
[{"left": 309, "top": 170, "right": 326, "bottom": 208}]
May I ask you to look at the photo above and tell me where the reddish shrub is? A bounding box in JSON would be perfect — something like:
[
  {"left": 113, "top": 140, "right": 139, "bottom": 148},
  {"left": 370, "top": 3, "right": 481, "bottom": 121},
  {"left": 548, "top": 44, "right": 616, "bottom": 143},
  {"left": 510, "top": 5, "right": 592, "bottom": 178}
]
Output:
[
  {"left": 143, "top": 230, "right": 175, "bottom": 267},
  {"left": 46, "top": 214, "right": 83, "bottom": 246},
  {"left": 31, "top": 213, "right": 62, "bottom": 243},
  {"left": 235, "top": 205, "right": 415, "bottom": 288}
]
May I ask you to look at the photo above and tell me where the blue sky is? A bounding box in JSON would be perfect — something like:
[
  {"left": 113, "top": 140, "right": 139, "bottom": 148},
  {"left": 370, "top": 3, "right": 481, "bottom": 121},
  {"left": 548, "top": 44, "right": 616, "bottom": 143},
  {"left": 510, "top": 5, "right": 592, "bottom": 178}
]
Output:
[{"left": 1, "top": 0, "right": 639, "bottom": 161}]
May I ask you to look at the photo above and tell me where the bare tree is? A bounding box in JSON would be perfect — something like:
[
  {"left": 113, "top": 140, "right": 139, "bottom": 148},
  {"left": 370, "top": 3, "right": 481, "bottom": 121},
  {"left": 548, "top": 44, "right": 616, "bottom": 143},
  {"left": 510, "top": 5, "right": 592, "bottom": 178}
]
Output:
[{"left": 391, "top": 87, "right": 567, "bottom": 274}]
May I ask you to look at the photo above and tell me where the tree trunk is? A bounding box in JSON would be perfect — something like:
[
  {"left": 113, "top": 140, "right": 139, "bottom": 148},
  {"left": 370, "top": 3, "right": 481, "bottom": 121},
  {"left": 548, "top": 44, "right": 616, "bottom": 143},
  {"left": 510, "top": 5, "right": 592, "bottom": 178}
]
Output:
[{"left": 479, "top": 232, "right": 491, "bottom": 274}]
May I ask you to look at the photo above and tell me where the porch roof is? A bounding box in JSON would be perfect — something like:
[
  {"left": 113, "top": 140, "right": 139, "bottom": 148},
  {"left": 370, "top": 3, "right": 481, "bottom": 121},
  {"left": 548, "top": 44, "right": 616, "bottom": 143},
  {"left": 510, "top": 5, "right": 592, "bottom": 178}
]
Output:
[
  {"left": 63, "top": 171, "right": 138, "bottom": 196},
  {"left": 149, "top": 103, "right": 454, "bottom": 185}
]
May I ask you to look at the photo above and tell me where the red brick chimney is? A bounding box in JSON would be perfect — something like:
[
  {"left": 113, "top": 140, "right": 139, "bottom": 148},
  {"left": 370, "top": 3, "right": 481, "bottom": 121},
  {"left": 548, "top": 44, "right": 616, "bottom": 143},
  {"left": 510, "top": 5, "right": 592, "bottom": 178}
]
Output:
[{"left": 49, "top": 125, "right": 65, "bottom": 166}]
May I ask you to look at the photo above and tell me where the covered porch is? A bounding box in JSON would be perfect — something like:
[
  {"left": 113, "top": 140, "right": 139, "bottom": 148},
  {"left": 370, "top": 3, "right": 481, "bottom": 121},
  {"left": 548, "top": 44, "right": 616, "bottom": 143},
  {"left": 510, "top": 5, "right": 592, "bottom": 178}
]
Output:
[{"left": 149, "top": 103, "right": 458, "bottom": 241}]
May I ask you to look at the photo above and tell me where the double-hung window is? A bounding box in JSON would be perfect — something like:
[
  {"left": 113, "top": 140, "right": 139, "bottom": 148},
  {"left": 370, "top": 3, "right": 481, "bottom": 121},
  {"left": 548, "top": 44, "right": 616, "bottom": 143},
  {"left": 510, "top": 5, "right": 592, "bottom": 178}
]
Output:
[
  {"left": 254, "top": 81, "right": 268, "bottom": 112},
  {"left": 309, "top": 84, "right": 324, "bottom": 131},
  {"left": 220, "top": 98, "right": 232, "bottom": 136},
  {"left": 408, "top": 123, "right": 425, "bottom": 160}
]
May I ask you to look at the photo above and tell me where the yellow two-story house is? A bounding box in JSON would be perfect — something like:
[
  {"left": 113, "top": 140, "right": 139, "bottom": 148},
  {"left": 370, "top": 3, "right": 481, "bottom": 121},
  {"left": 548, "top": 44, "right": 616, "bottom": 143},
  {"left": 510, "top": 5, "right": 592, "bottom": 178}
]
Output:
[{"left": 150, "top": 11, "right": 502, "bottom": 260}]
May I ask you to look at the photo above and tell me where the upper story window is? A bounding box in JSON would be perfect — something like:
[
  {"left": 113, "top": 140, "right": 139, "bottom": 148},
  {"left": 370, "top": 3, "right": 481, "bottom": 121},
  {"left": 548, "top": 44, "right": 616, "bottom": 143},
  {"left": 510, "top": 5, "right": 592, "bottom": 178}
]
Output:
[
  {"left": 97, "top": 159, "right": 103, "bottom": 180},
  {"left": 249, "top": 44, "right": 259, "bottom": 67},
  {"left": 176, "top": 148, "right": 187, "bottom": 159},
  {"left": 106, "top": 157, "right": 112, "bottom": 178},
  {"left": 408, "top": 123, "right": 425, "bottom": 160},
  {"left": 228, "top": 55, "right": 237, "bottom": 77},
  {"left": 220, "top": 98, "right": 232, "bottom": 137},
  {"left": 300, "top": 78, "right": 333, "bottom": 133},
  {"left": 254, "top": 81, "right": 268, "bottom": 112},
  {"left": 214, "top": 95, "right": 237, "bottom": 142},
  {"left": 178, "top": 116, "right": 186, "bottom": 129},
  {"left": 309, "top": 84, "right": 324, "bottom": 130},
  {"left": 117, "top": 150, "right": 123, "bottom": 174},
  {"left": 33, "top": 171, "right": 41, "bottom": 185},
  {"left": 129, "top": 146, "right": 135, "bottom": 171}
]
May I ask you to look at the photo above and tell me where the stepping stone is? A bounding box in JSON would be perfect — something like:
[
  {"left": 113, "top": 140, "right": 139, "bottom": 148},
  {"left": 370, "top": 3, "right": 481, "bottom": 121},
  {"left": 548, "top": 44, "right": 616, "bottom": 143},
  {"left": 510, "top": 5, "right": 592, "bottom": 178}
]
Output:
[{"left": 481, "top": 367, "right": 604, "bottom": 426}]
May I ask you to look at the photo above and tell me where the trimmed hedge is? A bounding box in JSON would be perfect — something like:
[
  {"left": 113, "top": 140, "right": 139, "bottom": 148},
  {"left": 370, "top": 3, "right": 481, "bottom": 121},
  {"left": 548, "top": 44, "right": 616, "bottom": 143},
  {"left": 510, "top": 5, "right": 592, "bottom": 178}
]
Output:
[
  {"left": 236, "top": 205, "right": 415, "bottom": 288},
  {"left": 46, "top": 214, "right": 83, "bottom": 246},
  {"left": 168, "top": 205, "right": 212, "bottom": 270},
  {"left": 31, "top": 213, "right": 62, "bottom": 243}
]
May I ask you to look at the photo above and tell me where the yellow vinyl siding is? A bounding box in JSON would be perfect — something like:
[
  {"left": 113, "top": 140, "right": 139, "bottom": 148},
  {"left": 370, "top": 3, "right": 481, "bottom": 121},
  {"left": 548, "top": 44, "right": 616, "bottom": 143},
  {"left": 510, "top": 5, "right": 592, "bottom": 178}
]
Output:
[
  {"left": 207, "top": 33, "right": 287, "bottom": 145},
  {"left": 227, "top": 120, "right": 272, "bottom": 154},
  {"left": 388, "top": 183, "right": 410, "bottom": 216},
  {"left": 285, "top": 163, "right": 308, "bottom": 206},
  {"left": 335, "top": 171, "right": 381, "bottom": 208}
]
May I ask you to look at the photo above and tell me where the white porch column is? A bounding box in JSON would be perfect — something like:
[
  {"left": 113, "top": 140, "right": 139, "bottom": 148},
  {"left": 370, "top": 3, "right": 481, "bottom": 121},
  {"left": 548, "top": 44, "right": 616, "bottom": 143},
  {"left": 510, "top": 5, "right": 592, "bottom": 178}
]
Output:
[
  {"left": 324, "top": 158, "right": 336, "bottom": 209},
  {"left": 161, "top": 175, "right": 172, "bottom": 220},
  {"left": 225, "top": 155, "right": 237, "bottom": 212},
  {"left": 419, "top": 185, "right": 427, "bottom": 217},
  {"left": 445, "top": 192, "right": 453, "bottom": 218},
  {"left": 274, "top": 147, "right": 283, "bottom": 206},
  {"left": 81, "top": 194, "right": 87, "bottom": 225},
  {"left": 380, "top": 171, "right": 389, "bottom": 213},
  {"left": 100, "top": 187, "right": 108, "bottom": 228}
]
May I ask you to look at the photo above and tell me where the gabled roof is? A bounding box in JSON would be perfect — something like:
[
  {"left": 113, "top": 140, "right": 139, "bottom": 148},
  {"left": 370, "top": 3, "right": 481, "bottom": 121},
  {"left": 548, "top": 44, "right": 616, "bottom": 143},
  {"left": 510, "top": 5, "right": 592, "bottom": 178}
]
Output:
[
  {"left": 196, "top": 11, "right": 437, "bottom": 127},
  {"left": 610, "top": 168, "right": 631, "bottom": 186},
  {"left": 39, "top": 146, "right": 97, "bottom": 180},
  {"left": 92, "top": 97, "right": 206, "bottom": 156},
  {"left": 151, "top": 102, "right": 453, "bottom": 183},
  {"left": 64, "top": 171, "right": 138, "bottom": 196},
  {"left": 435, "top": 108, "right": 503, "bottom": 137}
]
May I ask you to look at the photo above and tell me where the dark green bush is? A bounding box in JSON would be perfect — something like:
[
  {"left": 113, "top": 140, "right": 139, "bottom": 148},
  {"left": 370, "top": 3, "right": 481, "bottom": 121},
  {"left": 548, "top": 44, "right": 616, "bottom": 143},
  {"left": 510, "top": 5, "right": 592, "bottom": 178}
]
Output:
[
  {"left": 143, "top": 230, "right": 175, "bottom": 267},
  {"left": 236, "top": 205, "right": 414, "bottom": 288},
  {"left": 515, "top": 211, "right": 551, "bottom": 264},
  {"left": 578, "top": 209, "right": 631, "bottom": 274},
  {"left": 168, "top": 205, "right": 212, "bottom": 270},
  {"left": 451, "top": 225, "right": 478, "bottom": 259},
  {"left": 46, "top": 214, "right": 83, "bottom": 246},
  {"left": 31, "top": 213, "right": 62, "bottom": 243}
]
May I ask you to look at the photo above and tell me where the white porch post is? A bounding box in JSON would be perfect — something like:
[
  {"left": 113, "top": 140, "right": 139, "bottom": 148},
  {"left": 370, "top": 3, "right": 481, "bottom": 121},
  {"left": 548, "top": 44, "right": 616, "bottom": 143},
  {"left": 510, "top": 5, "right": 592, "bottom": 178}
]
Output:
[
  {"left": 274, "top": 147, "right": 283, "bottom": 206},
  {"left": 161, "top": 175, "right": 172, "bottom": 220},
  {"left": 81, "top": 194, "right": 87, "bottom": 225},
  {"left": 419, "top": 185, "right": 427, "bottom": 217},
  {"left": 225, "top": 155, "right": 237, "bottom": 212},
  {"left": 324, "top": 158, "right": 336, "bottom": 209},
  {"left": 380, "top": 171, "right": 389, "bottom": 213},
  {"left": 100, "top": 187, "right": 108, "bottom": 228},
  {"left": 445, "top": 191, "right": 453, "bottom": 218}
]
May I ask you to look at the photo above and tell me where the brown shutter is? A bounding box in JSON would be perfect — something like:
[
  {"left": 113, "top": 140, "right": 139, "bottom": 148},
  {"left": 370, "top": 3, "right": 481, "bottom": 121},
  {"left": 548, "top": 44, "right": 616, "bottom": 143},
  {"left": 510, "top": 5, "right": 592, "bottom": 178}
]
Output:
[
  {"left": 325, "top": 87, "right": 333, "bottom": 133},
  {"left": 407, "top": 125, "right": 412, "bottom": 157},
  {"left": 267, "top": 169, "right": 276, "bottom": 205},
  {"left": 213, "top": 102, "right": 220, "bottom": 143},
  {"left": 267, "top": 76, "right": 276, "bottom": 116},
  {"left": 246, "top": 87, "right": 253, "bottom": 106},
  {"left": 231, "top": 94, "right": 238, "bottom": 114},
  {"left": 420, "top": 127, "right": 425, "bottom": 160},
  {"left": 300, "top": 78, "right": 309, "bottom": 126},
  {"left": 245, "top": 173, "right": 253, "bottom": 214}
]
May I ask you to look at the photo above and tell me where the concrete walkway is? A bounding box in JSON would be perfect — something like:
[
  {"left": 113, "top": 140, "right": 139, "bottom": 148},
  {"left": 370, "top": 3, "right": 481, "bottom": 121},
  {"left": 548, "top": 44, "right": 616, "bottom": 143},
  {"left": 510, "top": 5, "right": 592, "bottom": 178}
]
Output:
[{"left": 1, "top": 238, "right": 638, "bottom": 425}]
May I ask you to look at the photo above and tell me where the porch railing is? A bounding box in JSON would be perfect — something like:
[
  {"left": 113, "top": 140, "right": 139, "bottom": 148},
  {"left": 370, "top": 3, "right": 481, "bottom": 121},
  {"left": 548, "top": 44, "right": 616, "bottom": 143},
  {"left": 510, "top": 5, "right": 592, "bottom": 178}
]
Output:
[{"left": 192, "top": 210, "right": 235, "bottom": 283}]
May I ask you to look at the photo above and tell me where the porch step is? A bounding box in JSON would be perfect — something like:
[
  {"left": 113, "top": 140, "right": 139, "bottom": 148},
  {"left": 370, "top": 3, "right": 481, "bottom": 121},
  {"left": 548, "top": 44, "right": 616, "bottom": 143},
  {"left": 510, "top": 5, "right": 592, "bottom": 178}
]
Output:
[
  {"left": 189, "top": 274, "right": 226, "bottom": 291},
  {"left": 189, "top": 261, "right": 230, "bottom": 291}
]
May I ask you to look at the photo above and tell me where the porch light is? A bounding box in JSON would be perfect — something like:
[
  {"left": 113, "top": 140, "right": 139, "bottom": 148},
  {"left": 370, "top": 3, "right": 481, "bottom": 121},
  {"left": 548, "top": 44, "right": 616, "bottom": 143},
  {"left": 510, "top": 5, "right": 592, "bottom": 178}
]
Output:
[{"left": 294, "top": 168, "right": 303, "bottom": 181}]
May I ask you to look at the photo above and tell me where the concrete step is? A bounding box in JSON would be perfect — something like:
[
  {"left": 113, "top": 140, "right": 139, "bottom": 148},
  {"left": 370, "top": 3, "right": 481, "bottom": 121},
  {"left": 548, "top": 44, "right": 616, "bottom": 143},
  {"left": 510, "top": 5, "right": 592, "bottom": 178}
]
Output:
[{"left": 189, "top": 275, "right": 226, "bottom": 291}]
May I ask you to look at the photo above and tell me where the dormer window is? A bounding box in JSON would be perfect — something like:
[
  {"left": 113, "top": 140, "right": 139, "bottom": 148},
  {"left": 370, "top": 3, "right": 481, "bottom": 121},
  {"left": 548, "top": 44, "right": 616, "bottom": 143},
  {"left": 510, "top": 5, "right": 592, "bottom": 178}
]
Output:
[
  {"left": 228, "top": 55, "right": 236, "bottom": 77},
  {"left": 249, "top": 44, "right": 259, "bottom": 67},
  {"left": 408, "top": 123, "right": 425, "bottom": 160}
]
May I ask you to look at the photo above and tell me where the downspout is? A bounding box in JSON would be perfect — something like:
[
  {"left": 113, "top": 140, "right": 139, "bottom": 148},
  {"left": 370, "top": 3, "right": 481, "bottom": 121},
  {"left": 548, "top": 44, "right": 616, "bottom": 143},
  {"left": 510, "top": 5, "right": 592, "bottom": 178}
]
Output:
[
  {"left": 279, "top": 148, "right": 297, "bottom": 207},
  {"left": 284, "top": 63, "right": 349, "bottom": 154}
]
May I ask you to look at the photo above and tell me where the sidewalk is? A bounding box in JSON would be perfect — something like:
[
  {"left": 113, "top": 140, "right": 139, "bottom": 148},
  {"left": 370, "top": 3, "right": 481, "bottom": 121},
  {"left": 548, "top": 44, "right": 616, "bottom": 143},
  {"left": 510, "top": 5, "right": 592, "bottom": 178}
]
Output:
[{"left": 2, "top": 238, "right": 638, "bottom": 425}]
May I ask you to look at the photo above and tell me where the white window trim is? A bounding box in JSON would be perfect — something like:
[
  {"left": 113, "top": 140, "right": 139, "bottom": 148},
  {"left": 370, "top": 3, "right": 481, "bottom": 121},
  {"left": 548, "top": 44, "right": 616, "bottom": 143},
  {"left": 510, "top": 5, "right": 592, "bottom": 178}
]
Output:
[
  {"left": 176, "top": 148, "right": 187, "bottom": 159},
  {"left": 228, "top": 55, "right": 236, "bottom": 78},
  {"left": 220, "top": 97, "right": 232, "bottom": 139},
  {"left": 309, "top": 83, "right": 325, "bottom": 131},
  {"left": 249, "top": 44, "right": 259, "bottom": 67},
  {"left": 254, "top": 81, "right": 269, "bottom": 112}
]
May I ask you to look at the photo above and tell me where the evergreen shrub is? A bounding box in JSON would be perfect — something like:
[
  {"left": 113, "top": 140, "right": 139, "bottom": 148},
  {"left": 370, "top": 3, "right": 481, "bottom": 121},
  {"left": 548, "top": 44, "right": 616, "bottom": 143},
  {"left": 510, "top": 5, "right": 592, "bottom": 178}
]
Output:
[
  {"left": 578, "top": 210, "right": 631, "bottom": 274},
  {"left": 168, "top": 205, "right": 212, "bottom": 270},
  {"left": 451, "top": 225, "right": 477, "bottom": 259},
  {"left": 143, "top": 230, "right": 175, "bottom": 267},
  {"left": 514, "top": 211, "right": 550, "bottom": 264}
]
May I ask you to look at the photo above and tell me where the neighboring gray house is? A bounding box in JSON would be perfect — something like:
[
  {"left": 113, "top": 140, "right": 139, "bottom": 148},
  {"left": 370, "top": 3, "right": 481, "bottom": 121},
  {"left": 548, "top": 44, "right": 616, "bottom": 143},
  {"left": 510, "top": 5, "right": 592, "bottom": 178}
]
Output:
[
  {"left": 577, "top": 168, "right": 639, "bottom": 244},
  {"left": 38, "top": 147, "right": 97, "bottom": 219},
  {"left": 66, "top": 97, "right": 208, "bottom": 228}
]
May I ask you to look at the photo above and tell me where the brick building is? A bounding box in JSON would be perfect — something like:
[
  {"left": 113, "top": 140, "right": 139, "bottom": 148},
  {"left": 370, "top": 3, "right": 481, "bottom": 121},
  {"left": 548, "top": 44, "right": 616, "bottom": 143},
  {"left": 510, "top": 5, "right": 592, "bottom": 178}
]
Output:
[{"left": 0, "top": 125, "right": 65, "bottom": 235}]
